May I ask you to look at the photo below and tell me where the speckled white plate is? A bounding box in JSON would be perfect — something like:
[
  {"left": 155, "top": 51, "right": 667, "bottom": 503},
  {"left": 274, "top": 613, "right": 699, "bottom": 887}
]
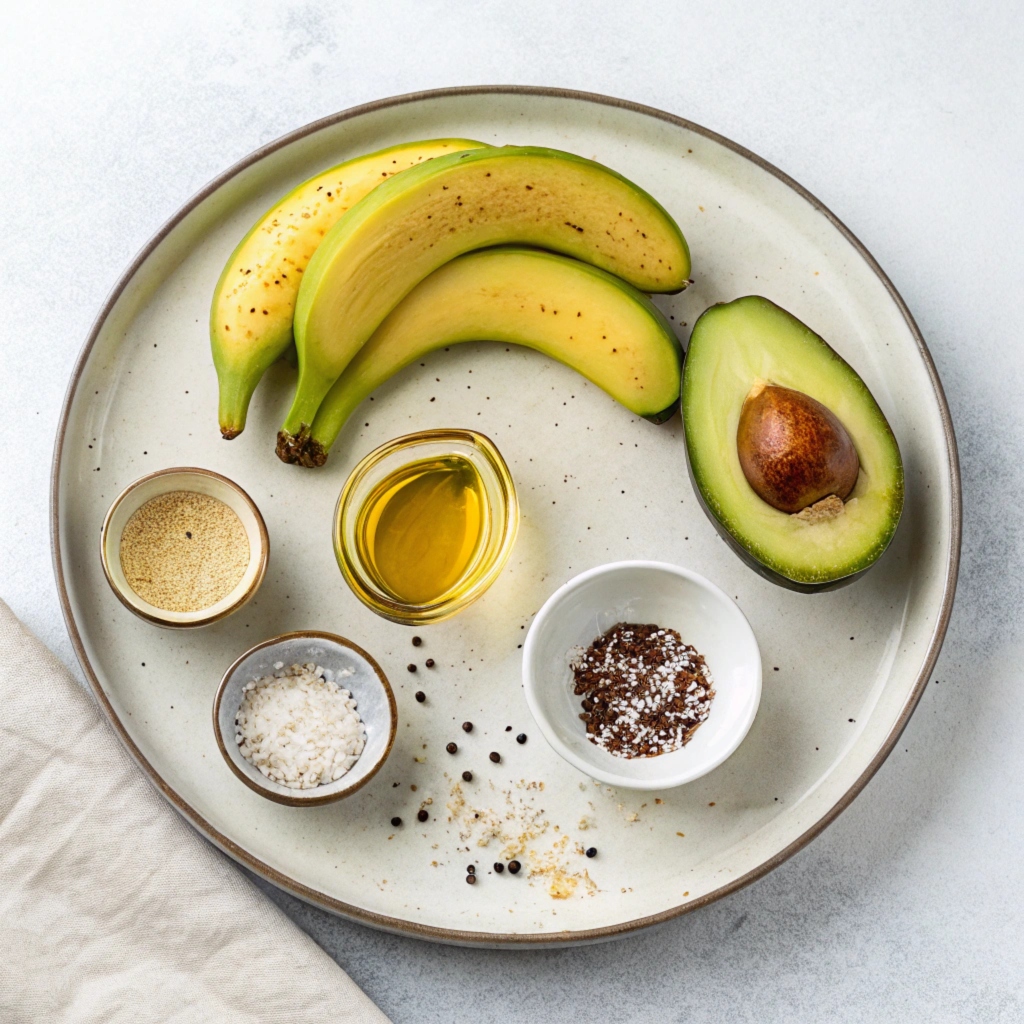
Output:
[{"left": 52, "top": 87, "right": 960, "bottom": 947}]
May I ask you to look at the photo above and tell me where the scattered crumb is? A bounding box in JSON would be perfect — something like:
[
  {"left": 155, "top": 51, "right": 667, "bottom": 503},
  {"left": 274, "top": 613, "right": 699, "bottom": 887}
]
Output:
[
  {"left": 528, "top": 835, "right": 597, "bottom": 900},
  {"left": 446, "top": 778, "right": 549, "bottom": 857},
  {"left": 443, "top": 778, "right": 602, "bottom": 899}
]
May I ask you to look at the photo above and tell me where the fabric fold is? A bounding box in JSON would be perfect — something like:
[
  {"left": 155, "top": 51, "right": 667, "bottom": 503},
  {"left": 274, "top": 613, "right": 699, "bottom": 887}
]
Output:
[{"left": 0, "top": 598, "right": 390, "bottom": 1024}]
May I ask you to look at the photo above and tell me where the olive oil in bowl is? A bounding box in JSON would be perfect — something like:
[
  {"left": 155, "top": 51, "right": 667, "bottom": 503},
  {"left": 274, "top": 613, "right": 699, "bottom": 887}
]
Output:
[
  {"left": 335, "top": 430, "right": 518, "bottom": 625},
  {"left": 358, "top": 454, "right": 485, "bottom": 606}
]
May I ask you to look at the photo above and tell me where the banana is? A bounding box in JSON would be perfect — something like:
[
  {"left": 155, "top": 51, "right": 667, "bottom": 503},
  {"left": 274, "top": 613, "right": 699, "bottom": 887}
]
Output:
[
  {"left": 210, "top": 138, "right": 486, "bottom": 438},
  {"left": 277, "top": 146, "right": 690, "bottom": 453},
  {"left": 278, "top": 247, "right": 683, "bottom": 467}
]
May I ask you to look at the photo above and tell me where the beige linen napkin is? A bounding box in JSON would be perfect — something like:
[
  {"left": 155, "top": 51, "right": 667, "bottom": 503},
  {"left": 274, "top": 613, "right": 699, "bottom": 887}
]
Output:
[{"left": 0, "top": 599, "right": 390, "bottom": 1024}]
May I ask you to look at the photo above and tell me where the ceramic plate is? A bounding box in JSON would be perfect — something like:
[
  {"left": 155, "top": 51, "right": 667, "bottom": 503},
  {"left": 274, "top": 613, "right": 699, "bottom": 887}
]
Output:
[{"left": 52, "top": 87, "right": 960, "bottom": 946}]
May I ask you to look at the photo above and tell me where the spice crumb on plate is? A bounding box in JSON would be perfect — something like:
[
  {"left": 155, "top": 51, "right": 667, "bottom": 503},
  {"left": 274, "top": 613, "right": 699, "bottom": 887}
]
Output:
[{"left": 443, "top": 777, "right": 597, "bottom": 898}]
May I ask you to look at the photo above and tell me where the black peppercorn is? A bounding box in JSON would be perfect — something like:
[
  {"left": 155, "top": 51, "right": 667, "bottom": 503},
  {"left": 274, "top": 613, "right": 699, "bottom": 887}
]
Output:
[
  {"left": 467, "top": 864, "right": 475, "bottom": 874},
  {"left": 412, "top": 636, "right": 422, "bottom": 647},
  {"left": 586, "top": 847, "right": 597, "bottom": 858},
  {"left": 425, "top": 658, "right": 435, "bottom": 668},
  {"left": 516, "top": 733, "right": 527, "bottom": 744},
  {"left": 417, "top": 809, "right": 428, "bottom": 822},
  {"left": 489, "top": 751, "right": 501, "bottom": 763},
  {"left": 414, "top": 691, "right": 426, "bottom": 703},
  {"left": 407, "top": 663, "right": 417, "bottom": 673},
  {"left": 390, "top": 816, "right": 402, "bottom": 827},
  {"left": 493, "top": 862, "right": 505, "bottom": 874},
  {"left": 446, "top": 742, "right": 458, "bottom": 754},
  {"left": 462, "top": 721, "right": 473, "bottom": 733},
  {"left": 507, "top": 860, "right": 521, "bottom": 874},
  {"left": 461, "top": 770, "right": 473, "bottom": 782},
  {"left": 466, "top": 874, "right": 476, "bottom": 885}
]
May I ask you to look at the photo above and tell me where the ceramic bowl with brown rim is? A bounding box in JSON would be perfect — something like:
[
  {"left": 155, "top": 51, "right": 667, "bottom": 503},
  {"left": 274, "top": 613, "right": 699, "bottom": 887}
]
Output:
[
  {"left": 100, "top": 467, "right": 269, "bottom": 628},
  {"left": 213, "top": 631, "right": 397, "bottom": 806}
]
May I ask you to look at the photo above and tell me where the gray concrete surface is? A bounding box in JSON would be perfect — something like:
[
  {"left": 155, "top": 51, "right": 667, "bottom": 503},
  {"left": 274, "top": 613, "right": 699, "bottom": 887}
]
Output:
[{"left": 2, "top": 2, "right": 1022, "bottom": 1020}]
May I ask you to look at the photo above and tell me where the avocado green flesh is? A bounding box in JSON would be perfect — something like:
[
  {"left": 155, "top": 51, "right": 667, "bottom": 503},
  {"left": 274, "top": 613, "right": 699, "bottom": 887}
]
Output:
[
  {"left": 683, "top": 296, "right": 903, "bottom": 585},
  {"left": 283, "top": 145, "right": 691, "bottom": 436},
  {"left": 210, "top": 138, "right": 487, "bottom": 437},
  {"left": 293, "top": 248, "right": 682, "bottom": 464}
]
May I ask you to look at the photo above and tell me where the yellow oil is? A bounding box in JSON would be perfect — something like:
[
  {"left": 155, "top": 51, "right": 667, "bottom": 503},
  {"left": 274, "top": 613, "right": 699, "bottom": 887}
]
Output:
[{"left": 355, "top": 454, "right": 487, "bottom": 606}]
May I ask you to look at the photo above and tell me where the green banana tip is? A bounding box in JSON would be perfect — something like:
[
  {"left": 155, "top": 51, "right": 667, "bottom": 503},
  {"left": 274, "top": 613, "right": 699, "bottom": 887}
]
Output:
[{"left": 219, "top": 407, "right": 246, "bottom": 439}]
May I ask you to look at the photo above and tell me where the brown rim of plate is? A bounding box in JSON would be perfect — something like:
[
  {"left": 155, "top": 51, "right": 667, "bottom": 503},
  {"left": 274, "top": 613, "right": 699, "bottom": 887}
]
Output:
[
  {"left": 50, "top": 85, "right": 962, "bottom": 947},
  {"left": 99, "top": 466, "right": 270, "bottom": 628},
  {"left": 212, "top": 630, "right": 398, "bottom": 807}
]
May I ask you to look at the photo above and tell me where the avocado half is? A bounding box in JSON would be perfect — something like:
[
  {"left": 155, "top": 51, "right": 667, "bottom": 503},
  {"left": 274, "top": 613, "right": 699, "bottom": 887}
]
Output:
[{"left": 682, "top": 296, "right": 904, "bottom": 591}]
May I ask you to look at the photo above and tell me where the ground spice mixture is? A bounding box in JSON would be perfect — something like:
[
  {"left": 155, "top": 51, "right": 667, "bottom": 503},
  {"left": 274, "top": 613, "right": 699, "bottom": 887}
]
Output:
[
  {"left": 571, "top": 623, "right": 715, "bottom": 758},
  {"left": 119, "top": 490, "right": 249, "bottom": 612}
]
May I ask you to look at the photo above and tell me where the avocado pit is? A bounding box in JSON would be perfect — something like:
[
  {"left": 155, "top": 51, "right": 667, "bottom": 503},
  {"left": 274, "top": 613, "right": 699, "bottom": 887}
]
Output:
[{"left": 737, "top": 382, "right": 860, "bottom": 515}]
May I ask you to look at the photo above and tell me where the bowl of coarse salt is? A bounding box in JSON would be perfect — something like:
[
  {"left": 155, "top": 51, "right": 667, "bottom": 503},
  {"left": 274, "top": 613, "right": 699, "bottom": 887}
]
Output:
[{"left": 213, "top": 631, "right": 397, "bottom": 806}]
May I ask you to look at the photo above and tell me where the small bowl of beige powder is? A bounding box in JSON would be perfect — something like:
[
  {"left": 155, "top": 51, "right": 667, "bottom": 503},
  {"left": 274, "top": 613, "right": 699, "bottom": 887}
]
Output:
[{"left": 101, "top": 467, "right": 269, "bottom": 627}]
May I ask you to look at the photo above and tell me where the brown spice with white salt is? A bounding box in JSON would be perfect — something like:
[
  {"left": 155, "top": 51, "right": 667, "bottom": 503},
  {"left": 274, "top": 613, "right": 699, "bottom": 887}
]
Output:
[
  {"left": 572, "top": 623, "right": 715, "bottom": 758},
  {"left": 119, "top": 491, "right": 249, "bottom": 612}
]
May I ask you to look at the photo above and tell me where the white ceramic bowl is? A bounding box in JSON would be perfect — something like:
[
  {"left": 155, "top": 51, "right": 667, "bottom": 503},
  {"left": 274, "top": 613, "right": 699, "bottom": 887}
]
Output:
[
  {"left": 213, "top": 631, "right": 397, "bottom": 806},
  {"left": 522, "top": 561, "right": 761, "bottom": 790}
]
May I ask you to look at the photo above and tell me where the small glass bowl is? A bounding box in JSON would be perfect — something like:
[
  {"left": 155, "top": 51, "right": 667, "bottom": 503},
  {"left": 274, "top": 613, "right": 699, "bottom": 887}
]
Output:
[{"left": 334, "top": 429, "right": 518, "bottom": 625}]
